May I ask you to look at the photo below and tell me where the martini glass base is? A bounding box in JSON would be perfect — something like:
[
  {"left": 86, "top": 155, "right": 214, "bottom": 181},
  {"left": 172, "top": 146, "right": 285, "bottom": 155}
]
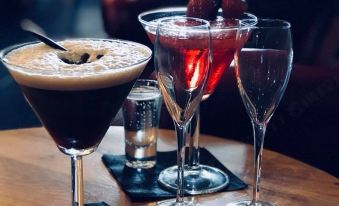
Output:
[
  {"left": 158, "top": 165, "right": 229, "bottom": 195},
  {"left": 227, "top": 200, "right": 274, "bottom": 206}
]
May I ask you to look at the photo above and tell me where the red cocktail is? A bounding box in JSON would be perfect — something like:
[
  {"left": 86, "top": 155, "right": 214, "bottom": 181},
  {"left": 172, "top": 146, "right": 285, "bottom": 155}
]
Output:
[
  {"left": 139, "top": 8, "right": 254, "bottom": 99},
  {"left": 139, "top": 7, "right": 256, "bottom": 195}
]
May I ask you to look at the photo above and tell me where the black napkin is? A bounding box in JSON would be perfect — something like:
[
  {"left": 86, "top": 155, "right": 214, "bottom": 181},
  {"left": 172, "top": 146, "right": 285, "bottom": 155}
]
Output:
[
  {"left": 85, "top": 202, "right": 109, "bottom": 206},
  {"left": 102, "top": 148, "right": 247, "bottom": 202}
]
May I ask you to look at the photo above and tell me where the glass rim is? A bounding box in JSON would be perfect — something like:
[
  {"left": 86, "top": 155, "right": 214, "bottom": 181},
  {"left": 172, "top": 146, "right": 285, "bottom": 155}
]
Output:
[
  {"left": 152, "top": 16, "right": 241, "bottom": 34},
  {"left": 157, "top": 16, "right": 211, "bottom": 32},
  {"left": 138, "top": 6, "right": 186, "bottom": 25},
  {"left": 254, "top": 19, "right": 291, "bottom": 29},
  {"left": 138, "top": 6, "right": 257, "bottom": 29},
  {"left": 0, "top": 38, "right": 153, "bottom": 73}
]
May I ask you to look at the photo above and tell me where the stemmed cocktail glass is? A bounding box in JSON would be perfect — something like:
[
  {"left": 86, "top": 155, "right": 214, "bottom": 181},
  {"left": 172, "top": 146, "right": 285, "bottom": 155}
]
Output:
[
  {"left": 0, "top": 39, "right": 152, "bottom": 206},
  {"left": 228, "top": 19, "right": 293, "bottom": 206},
  {"left": 139, "top": 7, "right": 257, "bottom": 194},
  {"left": 154, "top": 16, "right": 211, "bottom": 205}
]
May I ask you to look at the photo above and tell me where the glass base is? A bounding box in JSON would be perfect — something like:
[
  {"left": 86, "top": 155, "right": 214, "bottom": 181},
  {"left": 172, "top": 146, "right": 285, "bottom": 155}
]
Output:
[
  {"left": 125, "top": 160, "right": 156, "bottom": 169},
  {"left": 227, "top": 200, "right": 274, "bottom": 206},
  {"left": 157, "top": 199, "right": 195, "bottom": 206},
  {"left": 158, "top": 164, "right": 229, "bottom": 195}
]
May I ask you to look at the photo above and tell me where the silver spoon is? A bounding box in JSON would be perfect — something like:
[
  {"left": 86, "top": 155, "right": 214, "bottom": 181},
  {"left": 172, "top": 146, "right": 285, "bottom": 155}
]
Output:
[{"left": 20, "top": 19, "right": 67, "bottom": 51}]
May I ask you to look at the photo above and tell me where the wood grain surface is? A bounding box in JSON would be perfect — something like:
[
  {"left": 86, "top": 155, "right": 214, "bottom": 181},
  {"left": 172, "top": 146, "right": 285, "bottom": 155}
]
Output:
[{"left": 0, "top": 126, "right": 337, "bottom": 206}]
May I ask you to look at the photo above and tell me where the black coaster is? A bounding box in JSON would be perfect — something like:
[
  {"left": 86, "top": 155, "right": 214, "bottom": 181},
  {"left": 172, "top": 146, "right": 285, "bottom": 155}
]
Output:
[
  {"left": 102, "top": 148, "right": 247, "bottom": 202},
  {"left": 85, "top": 202, "right": 109, "bottom": 206}
]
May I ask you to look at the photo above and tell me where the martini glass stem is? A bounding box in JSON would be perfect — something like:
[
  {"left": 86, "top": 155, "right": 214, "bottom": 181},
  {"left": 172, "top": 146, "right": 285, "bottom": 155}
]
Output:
[
  {"left": 71, "top": 155, "right": 84, "bottom": 206},
  {"left": 188, "top": 106, "right": 200, "bottom": 169},
  {"left": 251, "top": 121, "right": 267, "bottom": 204},
  {"left": 174, "top": 122, "right": 189, "bottom": 203}
]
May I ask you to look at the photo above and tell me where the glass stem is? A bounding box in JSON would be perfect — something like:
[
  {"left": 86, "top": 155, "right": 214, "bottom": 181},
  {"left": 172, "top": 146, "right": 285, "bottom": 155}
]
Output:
[
  {"left": 174, "top": 121, "right": 189, "bottom": 203},
  {"left": 251, "top": 121, "right": 266, "bottom": 204},
  {"left": 71, "top": 155, "right": 84, "bottom": 206},
  {"left": 188, "top": 105, "right": 200, "bottom": 169}
]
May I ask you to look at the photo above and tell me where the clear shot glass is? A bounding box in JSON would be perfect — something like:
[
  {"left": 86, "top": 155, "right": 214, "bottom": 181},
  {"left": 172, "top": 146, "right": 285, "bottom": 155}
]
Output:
[{"left": 122, "top": 79, "right": 162, "bottom": 169}]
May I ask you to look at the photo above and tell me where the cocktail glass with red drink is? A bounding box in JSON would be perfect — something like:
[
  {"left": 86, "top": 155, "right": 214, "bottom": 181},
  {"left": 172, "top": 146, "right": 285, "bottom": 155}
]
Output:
[{"left": 139, "top": 7, "right": 257, "bottom": 194}]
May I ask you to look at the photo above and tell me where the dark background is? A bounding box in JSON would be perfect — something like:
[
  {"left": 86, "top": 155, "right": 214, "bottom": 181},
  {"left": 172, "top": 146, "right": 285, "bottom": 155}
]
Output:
[{"left": 0, "top": 0, "right": 338, "bottom": 177}]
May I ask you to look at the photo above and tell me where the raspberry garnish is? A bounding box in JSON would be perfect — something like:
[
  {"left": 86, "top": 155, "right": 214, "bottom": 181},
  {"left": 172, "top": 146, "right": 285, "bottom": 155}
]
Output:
[{"left": 186, "top": 0, "right": 222, "bottom": 20}]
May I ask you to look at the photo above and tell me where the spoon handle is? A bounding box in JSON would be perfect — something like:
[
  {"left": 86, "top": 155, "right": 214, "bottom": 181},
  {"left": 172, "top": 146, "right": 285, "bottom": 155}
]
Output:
[
  {"left": 21, "top": 19, "right": 67, "bottom": 51},
  {"left": 25, "top": 30, "right": 67, "bottom": 51}
]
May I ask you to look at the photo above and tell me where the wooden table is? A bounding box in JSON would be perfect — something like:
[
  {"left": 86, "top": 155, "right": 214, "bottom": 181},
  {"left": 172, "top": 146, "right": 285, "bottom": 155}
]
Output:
[{"left": 0, "top": 127, "right": 337, "bottom": 205}]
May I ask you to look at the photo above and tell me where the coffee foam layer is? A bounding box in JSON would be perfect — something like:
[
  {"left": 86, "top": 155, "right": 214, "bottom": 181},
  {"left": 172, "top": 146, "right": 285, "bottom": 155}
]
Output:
[{"left": 3, "top": 39, "right": 152, "bottom": 90}]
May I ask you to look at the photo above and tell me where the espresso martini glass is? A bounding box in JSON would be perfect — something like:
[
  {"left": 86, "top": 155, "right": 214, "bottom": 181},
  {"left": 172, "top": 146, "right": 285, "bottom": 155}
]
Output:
[
  {"left": 0, "top": 39, "right": 152, "bottom": 206},
  {"left": 139, "top": 7, "right": 257, "bottom": 194}
]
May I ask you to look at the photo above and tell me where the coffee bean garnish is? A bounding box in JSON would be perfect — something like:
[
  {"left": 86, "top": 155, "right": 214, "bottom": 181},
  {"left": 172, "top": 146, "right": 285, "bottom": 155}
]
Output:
[
  {"left": 59, "top": 52, "right": 104, "bottom": 64},
  {"left": 60, "top": 58, "right": 75, "bottom": 64},
  {"left": 77, "top": 53, "right": 90, "bottom": 64},
  {"left": 96, "top": 54, "right": 104, "bottom": 59}
]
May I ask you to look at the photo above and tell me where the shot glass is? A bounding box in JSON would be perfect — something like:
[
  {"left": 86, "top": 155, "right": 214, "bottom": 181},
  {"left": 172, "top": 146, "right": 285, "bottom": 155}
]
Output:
[{"left": 122, "top": 79, "right": 162, "bottom": 169}]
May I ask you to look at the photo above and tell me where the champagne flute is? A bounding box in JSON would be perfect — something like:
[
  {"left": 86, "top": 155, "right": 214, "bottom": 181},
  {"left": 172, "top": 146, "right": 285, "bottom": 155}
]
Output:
[
  {"left": 154, "top": 17, "right": 211, "bottom": 205},
  {"left": 228, "top": 19, "right": 293, "bottom": 206}
]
